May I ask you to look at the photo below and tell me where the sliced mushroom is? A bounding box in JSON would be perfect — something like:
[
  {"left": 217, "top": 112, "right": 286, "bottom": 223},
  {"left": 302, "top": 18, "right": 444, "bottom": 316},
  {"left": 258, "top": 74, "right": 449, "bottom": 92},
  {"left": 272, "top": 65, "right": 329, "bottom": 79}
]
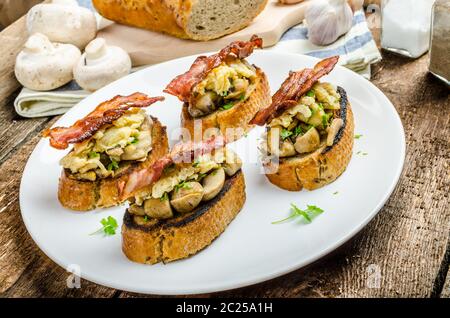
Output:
[
  {"left": 294, "top": 127, "right": 320, "bottom": 153},
  {"left": 202, "top": 168, "right": 225, "bottom": 201},
  {"left": 295, "top": 104, "right": 312, "bottom": 123},
  {"left": 279, "top": 139, "right": 297, "bottom": 157},
  {"left": 223, "top": 149, "right": 242, "bottom": 176},
  {"left": 170, "top": 182, "right": 204, "bottom": 213},
  {"left": 128, "top": 203, "right": 145, "bottom": 216},
  {"left": 307, "top": 103, "right": 326, "bottom": 127},
  {"left": 191, "top": 91, "right": 217, "bottom": 116},
  {"left": 144, "top": 197, "right": 173, "bottom": 219},
  {"left": 326, "top": 118, "right": 344, "bottom": 146}
]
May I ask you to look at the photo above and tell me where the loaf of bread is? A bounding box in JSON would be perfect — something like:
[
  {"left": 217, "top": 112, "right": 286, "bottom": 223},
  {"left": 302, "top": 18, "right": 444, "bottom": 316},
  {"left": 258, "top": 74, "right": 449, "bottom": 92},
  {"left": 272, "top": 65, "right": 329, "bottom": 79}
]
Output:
[{"left": 92, "top": 0, "right": 268, "bottom": 41}]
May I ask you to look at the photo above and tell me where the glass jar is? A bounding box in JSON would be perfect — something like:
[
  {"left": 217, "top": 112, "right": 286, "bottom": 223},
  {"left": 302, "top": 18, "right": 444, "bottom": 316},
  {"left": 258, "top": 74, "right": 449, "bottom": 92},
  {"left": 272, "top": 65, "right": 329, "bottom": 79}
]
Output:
[
  {"left": 429, "top": 0, "right": 450, "bottom": 85},
  {"left": 381, "top": 0, "right": 435, "bottom": 58}
]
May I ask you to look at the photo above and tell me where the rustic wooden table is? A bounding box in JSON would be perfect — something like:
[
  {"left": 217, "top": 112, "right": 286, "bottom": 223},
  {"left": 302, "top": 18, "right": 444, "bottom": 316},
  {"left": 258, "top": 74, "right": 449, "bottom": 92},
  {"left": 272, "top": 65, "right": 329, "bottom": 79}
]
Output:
[{"left": 0, "top": 16, "right": 449, "bottom": 298}]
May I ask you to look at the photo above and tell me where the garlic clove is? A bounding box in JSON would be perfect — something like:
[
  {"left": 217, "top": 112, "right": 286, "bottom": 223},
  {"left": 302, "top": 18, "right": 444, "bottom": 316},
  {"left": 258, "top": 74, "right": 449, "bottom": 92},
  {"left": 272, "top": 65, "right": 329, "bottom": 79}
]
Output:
[
  {"left": 74, "top": 38, "right": 132, "bottom": 92},
  {"left": 26, "top": 0, "right": 97, "bottom": 49},
  {"left": 15, "top": 33, "right": 81, "bottom": 91},
  {"left": 305, "top": 0, "right": 354, "bottom": 46}
]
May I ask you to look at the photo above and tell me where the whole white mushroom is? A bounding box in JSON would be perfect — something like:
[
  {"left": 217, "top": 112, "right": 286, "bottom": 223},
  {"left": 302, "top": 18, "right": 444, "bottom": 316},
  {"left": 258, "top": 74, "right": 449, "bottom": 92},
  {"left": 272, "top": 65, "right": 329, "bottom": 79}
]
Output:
[
  {"left": 15, "top": 33, "right": 81, "bottom": 91},
  {"left": 74, "top": 38, "right": 132, "bottom": 92},
  {"left": 26, "top": 0, "right": 97, "bottom": 49}
]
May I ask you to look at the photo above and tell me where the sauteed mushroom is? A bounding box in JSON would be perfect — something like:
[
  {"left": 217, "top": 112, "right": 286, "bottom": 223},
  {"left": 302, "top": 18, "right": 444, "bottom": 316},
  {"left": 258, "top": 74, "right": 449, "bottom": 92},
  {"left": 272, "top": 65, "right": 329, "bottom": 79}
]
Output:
[
  {"left": 202, "top": 168, "right": 225, "bottom": 201},
  {"left": 223, "top": 150, "right": 242, "bottom": 176},
  {"left": 280, "top": 139, "right": 297, "bottom": 157},
  {"left": 170, "top": 181, "right": 204, "bottom": 213},
  {"left": 294, "top": 127, "right": 320, "bottom": 153},
  {"left": 326, "top": 118, "right": 344, "bottom": 146},
  {"left": 144, "top": 197, "right": 173, "bottom": 219}
]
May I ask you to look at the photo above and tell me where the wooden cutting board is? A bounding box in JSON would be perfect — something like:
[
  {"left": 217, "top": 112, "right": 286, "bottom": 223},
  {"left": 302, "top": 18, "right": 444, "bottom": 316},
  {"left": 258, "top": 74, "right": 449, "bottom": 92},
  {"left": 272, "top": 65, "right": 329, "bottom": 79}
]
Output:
[{"left": 97, "top": 0, "right": 309, "bottom": 66}]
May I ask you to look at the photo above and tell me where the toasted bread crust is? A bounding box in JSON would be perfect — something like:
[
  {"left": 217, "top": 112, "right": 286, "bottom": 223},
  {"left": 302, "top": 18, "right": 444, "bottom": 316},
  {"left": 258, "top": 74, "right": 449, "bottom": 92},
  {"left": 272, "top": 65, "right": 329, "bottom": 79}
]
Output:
[
  {"left": 57, "top": 117, "right": 169, "bottom": 211},
  {"left": 122, "top": 170, "right": 246, "bottom": 264},
  {"left": 181, "top": 68, "right": 271, "bottom": 141},
  {"left": 264, "top": 87, "right": 354, "bottom": 191}
]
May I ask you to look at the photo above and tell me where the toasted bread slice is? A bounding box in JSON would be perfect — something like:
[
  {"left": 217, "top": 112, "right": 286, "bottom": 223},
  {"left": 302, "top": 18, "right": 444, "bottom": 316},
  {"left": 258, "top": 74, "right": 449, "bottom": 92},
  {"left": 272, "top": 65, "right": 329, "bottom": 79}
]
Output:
[
  {"left": 181, "top": 68, "right": 271, "bottom": 141},
  {"left": 58, "top": 117, "right": 169, "bottom": 211},
  {"left": 264, "top": 87, "right": 354, "bottom": 191},
  {"left": 122, "top": 170, "right": 246, "bottom": 264}
]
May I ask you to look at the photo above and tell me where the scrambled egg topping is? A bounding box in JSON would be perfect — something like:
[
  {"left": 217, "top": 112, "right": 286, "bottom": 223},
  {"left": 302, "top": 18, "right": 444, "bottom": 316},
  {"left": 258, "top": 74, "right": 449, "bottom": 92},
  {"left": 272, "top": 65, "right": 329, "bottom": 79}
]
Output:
[
  {"left": 150, "top": 151, "right": 225, "bottom": 200},
  {"left": 269, "top": 82, "right": 340, "bottom": 129},
  {"left": 189, "top": 59, "right": 257, "bottom": 117},
  {"left": 60, "top": 109, "right": 153, "bottom": 181}
]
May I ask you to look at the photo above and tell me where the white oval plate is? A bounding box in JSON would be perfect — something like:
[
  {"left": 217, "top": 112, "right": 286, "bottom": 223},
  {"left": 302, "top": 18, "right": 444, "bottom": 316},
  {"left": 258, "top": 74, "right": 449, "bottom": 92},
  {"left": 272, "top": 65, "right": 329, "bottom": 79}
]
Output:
[{"left": 20, "top": 51, "right": 405, "bottom": 295}]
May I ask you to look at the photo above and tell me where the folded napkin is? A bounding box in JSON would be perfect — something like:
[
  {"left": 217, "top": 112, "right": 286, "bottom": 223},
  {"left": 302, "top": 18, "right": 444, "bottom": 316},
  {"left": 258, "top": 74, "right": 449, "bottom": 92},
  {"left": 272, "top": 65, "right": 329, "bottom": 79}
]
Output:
[
  {"left": 270, "top": 10, "right": 382, "bottom": 79},
  {"left": 15, "top": 3, "right": 380, "bottom": 118}
]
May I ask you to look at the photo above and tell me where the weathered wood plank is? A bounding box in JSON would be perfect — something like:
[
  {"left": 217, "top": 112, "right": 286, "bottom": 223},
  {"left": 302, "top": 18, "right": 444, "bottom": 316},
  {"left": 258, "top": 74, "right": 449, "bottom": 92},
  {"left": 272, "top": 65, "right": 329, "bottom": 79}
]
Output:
[
  {"left": 0, "top": 16, "right": 52, "bottom": 165},
  {"left": 441, "top": 267, "right": 450, "bottom": 298},
  {"left": 0, "top": 126, "right": 115, "bottom": 297}
]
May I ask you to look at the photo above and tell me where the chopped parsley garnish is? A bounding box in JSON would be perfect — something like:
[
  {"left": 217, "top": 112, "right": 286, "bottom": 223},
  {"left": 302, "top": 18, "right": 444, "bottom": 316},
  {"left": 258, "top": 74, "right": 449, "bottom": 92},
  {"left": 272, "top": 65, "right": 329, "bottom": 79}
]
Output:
[
  {"left": 143, "top": 215, "right": 149, "bottom": 222},
  {"left": 333, "top": 191, "right": 339, "bottom": 195},
  {"left": 160, "top": 192, "right": 169, "bottom": 202},
  {"left": 322, "top": 113, "right": 331, "bottom": 128},
  {"left": 88, "top": 151, "right": 99, "bottom": 159},
  {"left": 130, "top": 136, "right": 139, "bottom": 144},
  {"left": 107, "top": 158, "right": 119, "bottom": 171},
  {"left": 90, "top": 216, "right": 118, "bottom": 236},
  {"left": 192, "top": 160, "right": 200, "bottom": 168},
  {"left": 354, "top": 134, "right": 363, "bottom": 139},
  {"left": 239, "top": 94, "right": 246, "bottom": 101},
  {"left": 306, "top": 90, "right": 315, "bottom": 97},
  {"left": 291, "top": 125, "right": 303, "bottom": 138},
  {"left": 220, "top": 102, "right": 234, "bottom": 110},
  {"left": 317, "top": 102, "right": 324, "bottom": 110},
  {"left": 174, "top": 180, "right": 191, "bottom": 192},
  {"left": 272, "top": 203, "right": 324, "bottom": 224},
  {"left": 280, "top": 129, "right": 293, "bottom": 140}
]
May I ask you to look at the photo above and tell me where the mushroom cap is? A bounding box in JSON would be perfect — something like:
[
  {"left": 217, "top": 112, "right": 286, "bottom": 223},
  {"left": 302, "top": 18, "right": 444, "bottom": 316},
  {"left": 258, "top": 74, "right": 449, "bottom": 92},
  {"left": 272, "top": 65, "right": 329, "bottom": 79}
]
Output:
[
  {"left": 26, "top": 0, "right": 97, "bottom": 49},
  {"left": 74, "top": 38, "right": 132, "bottom": 92},
  {"left": 15, "top": 33, "right": 81, "bottom": 91}
]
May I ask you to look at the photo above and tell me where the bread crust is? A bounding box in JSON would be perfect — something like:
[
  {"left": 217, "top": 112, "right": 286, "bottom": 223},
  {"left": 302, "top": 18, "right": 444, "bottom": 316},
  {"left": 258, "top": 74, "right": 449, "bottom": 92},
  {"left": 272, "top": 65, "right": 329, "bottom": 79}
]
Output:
[
  {"left": 264, "top": 87, "right": 354, "bottom": 191},
  {"left": 122, "top": 170, "right": 246, "bottom": 264},
  {"left": 181, "top": 68, "right": 271, "bottom": 141},
  {"left": 58, "top": 116, "right": 169, "bottom": 211},
  {"left": 92, "top": 0, "right": 268, "bottom": 41}
]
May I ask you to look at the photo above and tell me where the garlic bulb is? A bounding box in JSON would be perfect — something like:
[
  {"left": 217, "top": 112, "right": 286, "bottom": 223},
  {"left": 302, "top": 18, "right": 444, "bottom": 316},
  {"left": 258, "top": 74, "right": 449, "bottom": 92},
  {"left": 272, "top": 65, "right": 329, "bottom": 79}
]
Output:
[{"left": 305, "top": 0, "right": 354, "bottom": 46}]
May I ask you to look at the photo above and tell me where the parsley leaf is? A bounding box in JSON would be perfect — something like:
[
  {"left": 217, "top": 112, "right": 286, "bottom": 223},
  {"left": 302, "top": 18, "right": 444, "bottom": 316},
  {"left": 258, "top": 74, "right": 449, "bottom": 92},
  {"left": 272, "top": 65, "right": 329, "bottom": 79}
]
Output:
[
  {"left": 192, "top": 160, "right": 200, "bottom": 168},
  {"left": 160, "top": 192, "right": 169, "bottom": 202},
  {"left": 292, "top": 125, "right": 303, "bottom": 138},
  {"left": 143, "top": 215, "right": 149, "bottom": 222},
  {"left": 90, "top": 216, "right": 118, "bottom": 236},
  {"left": 306, "top": 90, "right": 315, "bottom": 97},
  {"left": 107, "top": 158, "right": 119, "bottom": 171},
  {"left": 88, "top": 151, "right": 99, "bottom": 159},
  {"left": 174, "top": 180, "right": 192, "bottom": 192},
  {"left": 272, "top": 203, "right": 324, "bottom": 224},
  {"left": 220, "top": 102, "right": 234, "bottom": 110},
  {"left": 280, "top": 129, "right": 293, "bottom": 140},
  {"left": 354, "top": 134, "right": 363, "bottom": 139},
  {"left": 130, "top": 136, "right": 139, "bottom": 144}
]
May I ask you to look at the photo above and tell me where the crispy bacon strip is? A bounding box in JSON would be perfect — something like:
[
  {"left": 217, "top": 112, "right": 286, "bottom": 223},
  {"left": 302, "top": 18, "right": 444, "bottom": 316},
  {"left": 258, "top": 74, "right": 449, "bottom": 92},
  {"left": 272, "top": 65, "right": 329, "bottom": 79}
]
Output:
[
  {"left": 119, "top": 136, "right": 226, "bottom": 200},
  {"left": 42, "top": 93, "right": 165, "bottom": 149},
  {"left": 164, "top": 35, "right": 263, "bottom": 103},
  {"left": 250, "top": 56, "right": 339, "bottom": 125}
]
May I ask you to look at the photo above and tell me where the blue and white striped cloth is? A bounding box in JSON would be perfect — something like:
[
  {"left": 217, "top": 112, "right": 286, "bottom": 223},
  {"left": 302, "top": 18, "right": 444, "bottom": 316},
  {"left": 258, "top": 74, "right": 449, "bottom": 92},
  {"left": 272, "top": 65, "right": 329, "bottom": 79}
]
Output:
[
  {"left": 271, "top": 10, "right": 381, "bottom": 78},
  {"left": 15, "top": 1, "right": 381, "bottom": 117}
]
